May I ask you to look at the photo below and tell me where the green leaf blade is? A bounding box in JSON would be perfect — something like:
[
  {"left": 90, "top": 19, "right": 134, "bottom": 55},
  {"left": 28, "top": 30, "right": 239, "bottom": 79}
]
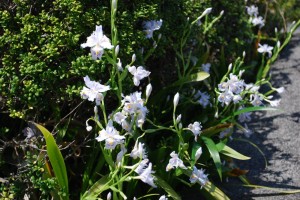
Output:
[
  {"left": 201, "top": 136, "right": 223, "bottom": 181},
  {"left": 34, "top": 123, "right": 69, "bottom": 199}
]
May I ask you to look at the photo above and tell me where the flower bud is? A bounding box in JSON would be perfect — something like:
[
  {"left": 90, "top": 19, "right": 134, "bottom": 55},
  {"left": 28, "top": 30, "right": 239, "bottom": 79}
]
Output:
[
  {"left": 107, "top": 192, "right": 112, "bottom": 200},
  {"left": 146, "top": 84, "right": 152, "bottom": 99},
  {"left": 243, "top": 51, "right": 246, "bottom": 58},
  {"left": 275, "top": 27, "right": 278, "bottom": 34},
  {"left": 220, "top": 10, "right": 224, "bottom": 16},
  {"left": 195, "top": 147, "right": 202, "bottom": 162},
  {"left": 228, "top": 63, "right": 232, "bottom": 71},
  {"left": 173, "top": 92, "right": 180, "bottom": 108},
  {"left": 94, "top": 106, "right": 98, "bottom": 114},
  {"left": 203, "top": 8, "right": 212, "bottom": 16},
  {"left": 176, "top": 114, "right": 182, "bottom": 123},
  {"left": 117, "top": 58, "right": 123, "bottom": 71},
  {"left": 277, "top": 41, "right": 281, "bottom": 48},
  {"left": 86, "top": 126, "right": 92, "bottom": 132},
  {"left": 178, "top": 123, "right": 183, "bottom": 129},
  {"left": 274, "top": 86, "right": 284, "bottom": 93},
  {"left": 158, "top": 33, "right": 162, "bottom": 40},
  {"left": 132, "top": 54, "right": 136, "bottom": 63},
  {"left": 115, "top": 45, "right": 119, "bottom": 56}
]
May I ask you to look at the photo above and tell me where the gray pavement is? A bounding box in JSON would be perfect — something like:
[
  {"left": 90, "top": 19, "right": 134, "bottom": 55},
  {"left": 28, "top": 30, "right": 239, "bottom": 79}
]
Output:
[{"left": 222, "top": 28, "right": 300, "bottom": 199}]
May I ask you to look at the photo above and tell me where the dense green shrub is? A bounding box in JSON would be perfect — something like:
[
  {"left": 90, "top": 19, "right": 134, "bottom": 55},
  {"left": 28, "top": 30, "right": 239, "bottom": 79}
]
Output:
[{"left": 0, "top": 0, "right": 257, "bottom": 123}]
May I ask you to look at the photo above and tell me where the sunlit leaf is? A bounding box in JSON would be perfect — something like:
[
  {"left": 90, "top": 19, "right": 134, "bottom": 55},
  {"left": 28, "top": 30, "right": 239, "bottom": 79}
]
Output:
[
  {"left": 221, "top": 107, "right": 278, "bottom": 123},
  {"left": 201, "top": 136, "right": 222, "bottom": 181},
  {"left": 34, "top": 123, "right": 69, "bottom": 200},
  {"left": 155, "top": 175, "right": 181, "bottom": 200},
  {"left": 202, "top": 181, "right": 230, "bottom": 200},
  {"left": 220, "top": 145, "right": 251, "bottom": 160},
  {"left": 81, "top": 174, "right": 109, "bottom": 200}
]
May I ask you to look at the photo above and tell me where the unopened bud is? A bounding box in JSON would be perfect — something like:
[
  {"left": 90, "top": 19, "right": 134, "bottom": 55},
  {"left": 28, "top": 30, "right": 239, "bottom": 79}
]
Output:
[
  {"left": 115, "top": 45, "right": 119, "bottom": 56},
  {"left": 275, "top": 27, "right": 278, "bottom": 34},
  {"left": 107, "top": 192, "right": 112, "bottom": 200},
  {"left": 176, "top": 114, "right": 182, "bottom": 123},
  {"left": 243, "top": 51, "right": 246, "bottom": 58},
  {"left": 228, "top": 63, "right": 232, "bottom": 71},
  {"left": 220, "top": 10, "right": 224, "bottom": 16},
  {"left": 117, "top": 58, "right": 123, "bottom": 71},
  {"left": 153, "top": 41, "right": 157, "bottom": 48},
  {"left": 203, "top": 8, "right": 212, "bottom": 16},
  {"left": 158, "top": 33, "right": 162, "bottom": 40},
  {"left": 277, "top": 41, "right": 281, "bottom": 48},
  {"left": 94, "top": 106, "right": 98, "bottom": 114},
  {"left": 86, "top": 126, "right": 92, "bottom": 132},
  {"left": 132, "top": 54, "right": 136, "bottom": 63},
  {"left": 178, "top": 123, "right": 183, "bottom": 129},
  {"left": 195, "top": 147, "right": 202, "bottom": 162},
  {"left": 146, "top": 83, "right": 152, "bottom": 99},
  {"left": 173, "top": 92, "right": 180, "bottom": 108}
]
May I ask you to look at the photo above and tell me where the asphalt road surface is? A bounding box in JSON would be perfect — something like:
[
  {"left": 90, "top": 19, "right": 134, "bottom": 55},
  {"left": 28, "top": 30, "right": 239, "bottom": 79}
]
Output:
[{"left": 221, "top": 28, "right": 300, "bottom": 199}]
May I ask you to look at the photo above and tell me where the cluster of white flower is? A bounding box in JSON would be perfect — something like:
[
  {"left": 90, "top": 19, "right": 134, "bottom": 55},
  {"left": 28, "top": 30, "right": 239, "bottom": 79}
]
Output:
[
  {"left": 246, "top": 5, "right": 265, "bottom": 28},
  {"left": 218, "top": 73, "right": 245, "bottom": 106},
  {"left": 114, "top": 91, "right": 148, "bottom": 131}
]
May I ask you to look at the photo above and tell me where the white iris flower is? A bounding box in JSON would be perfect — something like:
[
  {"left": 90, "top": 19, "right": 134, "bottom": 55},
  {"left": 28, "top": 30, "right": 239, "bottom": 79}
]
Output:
[
  {"left": 81, "top": 25, "right": 113, "bottom": 60},
  {"left": 80, "top": 76, "right": 110, "bottom": 105}
]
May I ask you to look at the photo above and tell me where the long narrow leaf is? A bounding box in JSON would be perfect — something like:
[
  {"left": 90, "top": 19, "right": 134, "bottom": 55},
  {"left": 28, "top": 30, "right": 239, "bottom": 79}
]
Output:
[
  {"left": 220, "top": 145, "right": 251, "bottom": 160},
  {"left": 221, "top": 106, "right": 277, "bottom": 123},
  {"left": 243, "top": 184, "right": 300, "bottom": 194},
  {"left": 202, "top": 181, "right": 230, "bottom": 200},
  {"left": 201, "top": 136, "right": 222, "bottom": 181},
  {"left": 155, "top": 175, "right": 181, "bottom": 200},
  {"left": 34, "top": 123, "right": 69, "bottom": 199},
  {"left": 81, "top": 174, "right": 110, "bottom": 200}
]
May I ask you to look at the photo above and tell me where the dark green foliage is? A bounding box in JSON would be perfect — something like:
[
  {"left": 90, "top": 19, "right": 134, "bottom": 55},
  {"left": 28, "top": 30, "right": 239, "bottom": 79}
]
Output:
[{"left": 0, "top": 0, "right": 256, "bottom": 123}]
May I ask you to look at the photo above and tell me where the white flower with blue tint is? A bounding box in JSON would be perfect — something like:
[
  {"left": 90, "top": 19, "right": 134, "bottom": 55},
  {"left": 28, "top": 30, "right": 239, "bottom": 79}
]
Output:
[
  {"left": 128, "top": 66, "right": 151, "bottom": 86},
  {"left": 159, "top": 195, "right": 168, "bottom": 200},
  {"left": 143, "top": 19, "right": 163, "bottom": 38},
  {"left": 188, "top": 121, "right": 202, "bottom": 141},
  {"left": 250, "top": 94, "right": 263, "bottom": 106},
  {"left": 189, "top": 166, "right": 208, "bottom": 188},
  {"left": 201, "top": 63, "right": 211, "bottom": 73},
  {"left": 246, "top": 5, "right": 258, "bottom": 17},
  {"left": 134, "top": 159, "right": 157, "bottom": 188},
  {"left": 81, "top": 25, "right": 113, "bottom": 60},
  {"left": 194, "top": 91, "right": 211, "bottom": 108},
  {"left": 166, "top": 151, "right": 187, "bottom": 171},
  {"left": 81, "top": 76, "right": 110, "bottom": 105},
  {"left": 257, "top": 43, "right": 273, "bottom": 57},
  {"left": 251, "top": 16, "right": 265, "bottom": 28},
  {"left": 131, "top": 142, "right": 147, "bottom": 159},
  {"left": 96, "top": 120, "right": 125, "bottom": 150}
]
